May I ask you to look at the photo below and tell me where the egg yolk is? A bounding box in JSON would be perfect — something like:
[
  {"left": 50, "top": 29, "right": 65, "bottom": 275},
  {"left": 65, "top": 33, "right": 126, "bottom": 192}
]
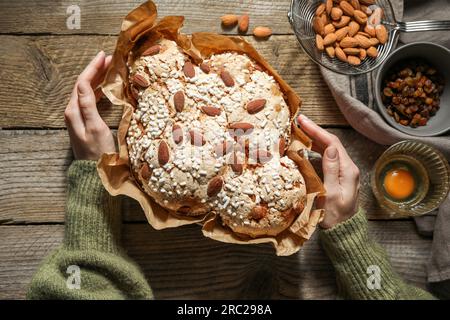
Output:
[{"left": 383, "top": 168, "right": 416, "bottom": 200}]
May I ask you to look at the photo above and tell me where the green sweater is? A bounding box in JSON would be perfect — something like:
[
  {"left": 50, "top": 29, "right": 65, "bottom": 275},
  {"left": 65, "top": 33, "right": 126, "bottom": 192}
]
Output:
[{"left": 27, "top": 161, "right": 434, "bottom": 300}]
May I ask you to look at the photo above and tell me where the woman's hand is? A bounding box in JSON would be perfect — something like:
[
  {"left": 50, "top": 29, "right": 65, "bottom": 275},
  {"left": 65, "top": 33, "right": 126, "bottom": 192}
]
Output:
[
  {"left": 297, "top": 115, "right": 360, "bottom": 229},
  {"left": 64, "top": 51, "right": 116, "bottom": 160}
]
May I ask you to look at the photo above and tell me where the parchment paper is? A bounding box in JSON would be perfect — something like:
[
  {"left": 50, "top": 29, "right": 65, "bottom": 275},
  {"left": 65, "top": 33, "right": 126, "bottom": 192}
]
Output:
[{"left": 98, "top": 0, "right": 325, "bottom": 256}]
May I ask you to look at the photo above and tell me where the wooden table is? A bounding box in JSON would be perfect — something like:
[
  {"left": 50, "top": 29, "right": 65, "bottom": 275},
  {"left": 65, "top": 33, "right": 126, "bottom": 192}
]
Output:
[{"left": 0, "top": 0, "right": 432, "bottom": 299}]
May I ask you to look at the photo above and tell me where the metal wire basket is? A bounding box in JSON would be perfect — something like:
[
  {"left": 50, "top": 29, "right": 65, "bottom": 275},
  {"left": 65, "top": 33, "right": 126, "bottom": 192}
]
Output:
[
  {"left": 288, "top": 0, "right": 398, "bottom": 75},
  {"left": 288, "top": 0, "right": 450, "bottom": 75}
]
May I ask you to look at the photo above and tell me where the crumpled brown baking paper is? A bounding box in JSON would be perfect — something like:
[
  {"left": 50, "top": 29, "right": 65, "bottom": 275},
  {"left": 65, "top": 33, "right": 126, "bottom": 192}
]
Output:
[{"left": 98, "top": 0, "right": 325, "bottom": 256}]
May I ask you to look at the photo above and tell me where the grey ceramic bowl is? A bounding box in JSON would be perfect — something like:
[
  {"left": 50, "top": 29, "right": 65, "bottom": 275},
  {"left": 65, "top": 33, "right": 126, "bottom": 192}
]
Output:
[{"left": 375, "top": 42, "right": 450, "bottom": 137}]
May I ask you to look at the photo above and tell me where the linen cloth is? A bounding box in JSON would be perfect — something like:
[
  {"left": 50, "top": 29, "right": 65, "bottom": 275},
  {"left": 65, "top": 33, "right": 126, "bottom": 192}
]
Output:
[{"left": 319, "top": 0, "right": 450, "bottom": 287}]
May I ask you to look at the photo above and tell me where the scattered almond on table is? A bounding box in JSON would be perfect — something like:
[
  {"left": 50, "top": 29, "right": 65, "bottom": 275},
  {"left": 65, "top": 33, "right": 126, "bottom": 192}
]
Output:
[
  {"left": 238, "top": 14, "right": 250, "bottom": 33},
  {"left": 221, "top": 15, "right": 239, "bottom": 27},
  {"left": 220, "top": 14, "right": 272, "bottom": 40},
  {"left": 313, "top": 0, "right": 389, "bottom": 66}
]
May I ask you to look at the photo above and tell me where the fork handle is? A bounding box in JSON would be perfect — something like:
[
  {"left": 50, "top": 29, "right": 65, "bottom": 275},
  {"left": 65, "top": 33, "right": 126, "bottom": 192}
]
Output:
[{"left": 399, "top": 20, "right": 450, "bottom": 32}]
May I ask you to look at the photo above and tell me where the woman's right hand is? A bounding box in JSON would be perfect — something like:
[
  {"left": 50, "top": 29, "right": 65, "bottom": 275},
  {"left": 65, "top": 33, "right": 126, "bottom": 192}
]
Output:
[
  {"left": 297, "top": 115, "right": 361, "bottom": 229},
  {"left": 64, "top": 51, "right": 116, "bottom": 161}
]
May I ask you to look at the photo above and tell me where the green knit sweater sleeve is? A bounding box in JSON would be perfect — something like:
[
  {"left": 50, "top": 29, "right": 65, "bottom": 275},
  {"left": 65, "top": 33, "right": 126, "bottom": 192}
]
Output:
[
  {"left": 27, "top": 160, "right": 153, "bottom": 300},
  {"left": 319, "top": 209, "right": 435, "bottom": 300}
]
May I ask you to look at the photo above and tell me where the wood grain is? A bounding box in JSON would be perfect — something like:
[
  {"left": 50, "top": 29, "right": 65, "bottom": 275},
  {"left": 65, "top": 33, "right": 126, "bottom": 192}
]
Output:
[
  {"left": 0, "top": 220, "right": 431, "bottom": 299},
  {"left": 0, "top": 0, "right": 293, "bottom": 35},
  {"left": 0, "top": 35, "right": 345, "bottom": 128},
  {"left": 0, "top": 129, "right": 390, "bottom": 225}
]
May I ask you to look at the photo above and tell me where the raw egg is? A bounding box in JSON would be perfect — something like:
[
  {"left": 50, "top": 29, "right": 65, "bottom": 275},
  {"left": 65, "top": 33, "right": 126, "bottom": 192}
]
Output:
[{"left": 383, "top": 168, "right": 416, "bottom": 200}]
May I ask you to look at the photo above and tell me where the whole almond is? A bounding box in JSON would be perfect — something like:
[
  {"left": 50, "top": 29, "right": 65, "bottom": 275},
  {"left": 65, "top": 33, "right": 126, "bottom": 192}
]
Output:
[
  {"left": 189, "top": 130, "right": 206, "bottom": 146},
  {"left": 251, "top": 149, "right": 273, "bottom": 164},
  {"left": 131, "top": 86, "right": 140, "bottom": 100},
  {"left": 324, "top": 23, "right": 335, "bottom": 35},
  {"left": 142, "top": 44, "right": 161, "bottom": 56},
  {"left": 253, "top": 64, "right": 264, "bottom": 72},
  {"left": 231, "top": 153, "right": 243, "bottom": 175},
  {"left": 335, "top": 46, "right": 347, "bottom": 62},
  {"left": 315, "top": 3, "right": 326, "bottom": 16},
  {"left": 158, "top": 141, "right": 170, "bottom": 166},
  {"left": 251, "top": 205, "right": 268, "bottom": 220},
  {"left": 253, "top": 26, "right": 272, "bottom": 38},
  {"left": 313, "top": 17, "right": 325, "bottom": 35},
  {"left": 207, "top": 176, "right": 223, "bottom": 197},
  {"left": 335, "top": 26, "right": 349, "bottom": 41},
  {"left": 350, "top": 0, "right": 361, "bottom": 10},
  {"left": 343, "top": 47, "right": 360, "bottom": 55},
  {"left": 361, "top": 5, "right": 370, "bottom": 14},
  {"left": 348, "top": 21, "right": 360, "bottom": 36},
  {"left": 359, "top": 48, "right": 367, "bottom": 60},
  {"left": 238, "top": 14, "right": 250, "bottom": 33},
  {"left": 183, "top": 61, "right": 195, "bottom": 78},
  {"left": 355, "top": 34, "right": 372, "bottom": 48},
  {"left": 178, "top": 206, "right": 191, "bottom": 214},
  {"left": 132, "top": 74, "right": 150, "bottom": 88},
  {"left": 369, "top": 37, "right": 379, "bottom": 46},
  {"left": 229, "top": 122, "right": 254, "bottom": 130},
  {"left": 367, "top": 46, "right": 378, "bottom": 58},
  {"left": 172, "top": 124, "right": 183, "bottom": 144},
  {"left": 354, "top": 10, "right": 367, "bottom": 24},
  {"left": 323, "top": 33, "right": 337, "bottom": 46},
  {"left": 140, "top": 163, "right": 151, "bottom": 180},
  {"left": 364, "top": 24, "right": 376, "bottom": 37},
  {"left": 316, "top": 34, "right": 325, "bottom": 50},
  {"left": 174, "top": 91, "right": 185, "bottom": 112},
  {"left": 375, "top": 24, "right": 388, "bottom": 44},
  {"left": 214, "top": 141, "right": 233, "bottom": 157},
  {"left": 340, "top": 36, "right": 358, "bottom": 48},
  {"left": 331, "top": 7, "right": 343, "bottom": 21},
  {"left": 326, "top": 0, "right": 333, "bottom": 15},
  {"left": 279, "top": 138, "right": 286, "bottom": 156},
  {"left": 347, "top": 55, "right": 361, "bottom": 65},
  {"left": 360, "top": 0, "right": 376, "bottom": 5},
  {"left": 246, "top": 99, "right": 267, "bottom": 114},
  {"left": 357, "top": 31, "right": 370, "bottom": 38},
  {"left": 202, "top": 105, "right": 221, "bottom": 116},
  {"left": 220, "top": 70, "right": 235, "bottom": 87},
  {"left": 200, "top": 62, "right": 210, "bottom": 74},
  {"left": 332, "top": 15, "right": 351, "bottom": 28},
  {"left": 320, "top": 13, "right": 329, "bottom": 26},
  {"left": 325, "top": 46, "right": 336, "bottom": 58},
  {"left": 340, "top": 1, "right": 355, "bottom": 16},
  {"left": 221, "top": 15, "right": 239, "bottom": 27}
]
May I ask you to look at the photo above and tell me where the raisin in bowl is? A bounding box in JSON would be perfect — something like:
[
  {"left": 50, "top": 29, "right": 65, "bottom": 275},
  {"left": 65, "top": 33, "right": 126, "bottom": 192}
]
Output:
[{"left": 375, "top": 42, "right": 450, "bottom": 137}]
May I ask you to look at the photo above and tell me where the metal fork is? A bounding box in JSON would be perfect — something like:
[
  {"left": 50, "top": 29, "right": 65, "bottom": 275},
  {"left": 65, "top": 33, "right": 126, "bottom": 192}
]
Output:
[{"left": 396, "top": 20, "right": 450, "bottom": 32}]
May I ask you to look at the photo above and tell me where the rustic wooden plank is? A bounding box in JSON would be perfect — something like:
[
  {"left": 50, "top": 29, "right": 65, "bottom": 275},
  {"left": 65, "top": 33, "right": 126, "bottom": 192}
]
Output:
[
  {"left": 0, "top": 220, "right": 432, "bottom": 299},
  {"left": 0, "top": 129, "right": 390, "bottom": 224},
  {"left": 0, "top": 34, "right": 345, "bottom": 128},
  {"left": 0, "top": 0, "right": 294, "bottom": 35}
]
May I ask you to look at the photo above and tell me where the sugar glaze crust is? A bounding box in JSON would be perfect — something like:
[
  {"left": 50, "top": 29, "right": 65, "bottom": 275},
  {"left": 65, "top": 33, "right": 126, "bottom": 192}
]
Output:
[{"left": 127, "top": 39, "right": 307, "bottom": 237}]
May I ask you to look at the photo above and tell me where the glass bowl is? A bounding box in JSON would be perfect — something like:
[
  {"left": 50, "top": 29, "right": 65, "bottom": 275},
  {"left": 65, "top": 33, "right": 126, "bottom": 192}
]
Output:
[{"left": 371, "top": 140, "right": 450, "bottom": 217}]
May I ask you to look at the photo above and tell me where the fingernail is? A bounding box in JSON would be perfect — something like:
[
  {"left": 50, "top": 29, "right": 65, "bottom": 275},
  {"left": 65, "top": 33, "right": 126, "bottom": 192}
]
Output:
[
  {"left": 296, "top": 114, "right": 309, "bottom": 128},
  {"left": 326, "top": 146, "right": 338, "bottom": 160},
  {"left": 299, "top": 114, "right": 309, "bottom": 122},
  {"left": 95, "top": 51, "right": 104, "bottom": 60}
]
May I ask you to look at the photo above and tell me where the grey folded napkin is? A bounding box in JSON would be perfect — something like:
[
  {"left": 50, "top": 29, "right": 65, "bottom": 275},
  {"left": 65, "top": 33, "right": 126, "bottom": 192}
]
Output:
[{"left": 318, "top": 0, "right": 450, "bottom": 296}]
